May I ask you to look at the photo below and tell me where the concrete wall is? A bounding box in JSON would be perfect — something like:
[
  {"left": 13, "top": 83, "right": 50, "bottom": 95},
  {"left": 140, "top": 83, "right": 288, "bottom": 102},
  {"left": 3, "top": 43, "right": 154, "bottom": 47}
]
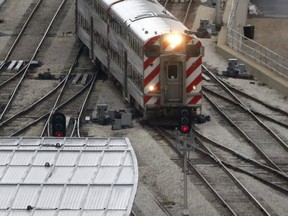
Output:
[{"left": 216, "top": 0, "right": 288, "bottom": 97}]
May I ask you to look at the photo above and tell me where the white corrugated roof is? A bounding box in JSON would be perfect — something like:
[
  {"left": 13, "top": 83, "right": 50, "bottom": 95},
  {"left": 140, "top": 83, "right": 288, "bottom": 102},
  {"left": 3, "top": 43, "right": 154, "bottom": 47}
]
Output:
[{"left": 0, "top": 137, "right": 138, "bottom": 216}]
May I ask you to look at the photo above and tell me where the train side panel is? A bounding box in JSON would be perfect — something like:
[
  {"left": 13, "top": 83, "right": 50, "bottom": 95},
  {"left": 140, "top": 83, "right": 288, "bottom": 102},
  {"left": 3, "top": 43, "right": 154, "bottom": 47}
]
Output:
[{"left": 76, "top": 0, "right": 203, "bottom": 119}]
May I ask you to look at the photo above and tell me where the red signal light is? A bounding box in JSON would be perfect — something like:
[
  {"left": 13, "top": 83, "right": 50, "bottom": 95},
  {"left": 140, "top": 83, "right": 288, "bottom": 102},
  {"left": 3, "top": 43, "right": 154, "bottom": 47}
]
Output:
[
  {"left": 56, "top": 132, "right": 63, "bottom": 137},
  {"left": 51, "top": 112, "right": 66, "bottom": 137},
  {"left": 178, "top": 107, "right": 192, "bottom": 134},
  {"left": 181, "top": 125, "right": 189, "bottom": 133}
]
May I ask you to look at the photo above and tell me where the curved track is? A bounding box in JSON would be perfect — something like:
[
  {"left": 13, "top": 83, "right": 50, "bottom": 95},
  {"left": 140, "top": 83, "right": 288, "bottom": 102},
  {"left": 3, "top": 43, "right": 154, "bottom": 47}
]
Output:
[
  {"left": 0, "top": 48, "right": 97, "bottom": 137},
  {"left": 156, "top": 127, "right": 272, "bottom": 215},
  {"left": 0, "top": 0, "right": 68, "bottom": 123},
  {"left": 202, "top": 66, "right": 288, "bottom": 174}
]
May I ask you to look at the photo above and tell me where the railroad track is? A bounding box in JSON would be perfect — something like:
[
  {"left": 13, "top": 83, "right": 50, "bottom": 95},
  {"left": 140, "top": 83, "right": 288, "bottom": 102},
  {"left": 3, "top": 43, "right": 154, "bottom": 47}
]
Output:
[
  {"left": 0, "top": 0, "right": 69, "bottom": 123},
  {"left": 202, "top": 66, "right": 288, "bottom": 174},
  {"left": 0, "top": 47, "right": 97, "bottom": 137},
  {"left": 218, "top": 79, "right": 288, "bottom": 130},
  {"left": 163, "top": 0, "right": 200, "bottom": 28},
  {"left": 0, "top": 0, "right": 67, "bottom": 62},
  {"left": 194, "top": 130, "right": 288, "bottom": 193},
  {"left": 155, "top": 127, "right": 272, "bottom": 215}
]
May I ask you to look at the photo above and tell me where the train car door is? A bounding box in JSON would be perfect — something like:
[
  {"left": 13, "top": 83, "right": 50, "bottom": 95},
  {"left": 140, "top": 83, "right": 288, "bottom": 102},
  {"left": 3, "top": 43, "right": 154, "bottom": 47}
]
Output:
[{"left": 161, "top": 56, "right": 185, "bottom": 105}]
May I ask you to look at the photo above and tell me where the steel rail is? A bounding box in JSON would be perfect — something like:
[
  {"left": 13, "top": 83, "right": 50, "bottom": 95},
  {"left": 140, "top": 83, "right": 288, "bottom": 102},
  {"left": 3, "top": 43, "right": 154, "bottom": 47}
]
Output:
[
  {"left": 198, "top": 141, "right": 271, "bottom": 216},
  {"left": 9, "top": 78, "right": 93, "bottom": 137},
  {"left": 203, "top": 86, "right": 288, "bottom": 129},
  {"left": 42, "top": 80, "right": 93, "bottom": 137},
  {"left": 0, "top": 65, "right": 28, "bottom": 88},
  {"left": 76, "top": 72, "right": 98, "bottom": 137},
  {"left": 0, "top": 0, "right": 43, "bottom": 69},
  {"left": 203, "top": 91, "right": 284, "bottom": 172},
  {"left": 156, "top": 127, "right": 237, "bottom": 216},
  {"left": 0, "top": 76, "right": 67, "bottom": 128},
  {"left": 203, "top": 65, "right": 288, "bottom": 150},
  {"left": 194, "top": 131, "right": 288, "bottom": 194},
  {"left": 159, "top": 127, "right": 272, "bottom": 215},
  {"left": 219, "top": 79, "right": 288, "bottom": 116},
  {"left": 194, "top": 130, "right": 288, "bottom": 179},
  {"left": 0, "top": 0, "right": 68, "bottom": 122},
  {"left": 40, "top": 46, "right": 83, "bottom": 137}
]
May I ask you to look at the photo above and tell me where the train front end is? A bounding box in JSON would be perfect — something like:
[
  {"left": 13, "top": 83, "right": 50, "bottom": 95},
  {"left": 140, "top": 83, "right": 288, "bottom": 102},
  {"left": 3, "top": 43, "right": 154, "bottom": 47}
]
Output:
[{"left": 143, "top": 32, "right": 203, "bottom": 120}]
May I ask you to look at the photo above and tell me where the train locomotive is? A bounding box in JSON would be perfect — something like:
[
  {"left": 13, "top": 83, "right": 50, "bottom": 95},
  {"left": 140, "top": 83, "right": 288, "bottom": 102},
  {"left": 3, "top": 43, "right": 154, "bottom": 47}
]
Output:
[{"left": 76, "top": 0, "right": 204, "bottom": 120}]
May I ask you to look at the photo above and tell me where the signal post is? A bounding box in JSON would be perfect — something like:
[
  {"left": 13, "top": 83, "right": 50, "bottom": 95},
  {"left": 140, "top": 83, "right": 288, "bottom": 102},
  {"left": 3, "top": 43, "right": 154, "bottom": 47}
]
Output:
[
  {"left": 175, "top": 107, "right": 195, "bottom": 216},
  {"left": 51, "top": 112, "right": 66, "bottom": 137}
]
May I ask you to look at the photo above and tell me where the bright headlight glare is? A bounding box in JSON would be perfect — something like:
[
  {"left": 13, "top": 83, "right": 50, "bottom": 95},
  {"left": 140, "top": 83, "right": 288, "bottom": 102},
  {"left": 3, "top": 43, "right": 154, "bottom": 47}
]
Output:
[
  {"left": 166, "top": 34, "right": 182, "bottom": 48},
  {"left": 149, "top": 85, "right": 155, "bottom": 92}
]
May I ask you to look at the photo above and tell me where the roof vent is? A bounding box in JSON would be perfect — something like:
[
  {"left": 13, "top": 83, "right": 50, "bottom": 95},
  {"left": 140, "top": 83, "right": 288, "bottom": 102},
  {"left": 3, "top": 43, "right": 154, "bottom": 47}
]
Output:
[{"left": 27, "top": 205, "right": 33, "bottom": 211}]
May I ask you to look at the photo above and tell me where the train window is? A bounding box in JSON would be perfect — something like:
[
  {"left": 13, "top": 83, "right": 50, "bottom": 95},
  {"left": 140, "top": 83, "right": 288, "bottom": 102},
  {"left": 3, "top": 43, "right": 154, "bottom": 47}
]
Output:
[
  {"left": 127, "top": 64, "right": 133, "bottom": 78},
  {"left": 126, "top": 33, "right": 142, "bottom": 58},
  {"left": 94, "top": 31, "right": 107, "bottom": 50},
  {"left": 186, "top": 44, "right": 201, "bottom": 57},
  {"left": 110, "top": 17, "right": 125, "bottom": 37},
  {"left": 168, "top": 65, "right": 178, "bottom": 80},
  {"left": 144, "top": 45, "right": 160, "bottom": 58}
]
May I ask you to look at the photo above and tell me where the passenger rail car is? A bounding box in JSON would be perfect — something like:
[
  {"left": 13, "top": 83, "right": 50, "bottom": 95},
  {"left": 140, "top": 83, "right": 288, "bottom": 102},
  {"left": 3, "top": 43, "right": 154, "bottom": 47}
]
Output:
[{"left": 76, "top": 0, "right": 204, "bottom": 119}]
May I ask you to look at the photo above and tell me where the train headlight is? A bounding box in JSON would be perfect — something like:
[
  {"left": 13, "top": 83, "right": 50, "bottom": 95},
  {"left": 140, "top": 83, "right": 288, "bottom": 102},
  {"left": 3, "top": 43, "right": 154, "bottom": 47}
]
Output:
[
  {"left": 165, "top": 33, "right": 183, "bottom": 50},
  {"left": 149, "top": 85, "right": 155, "bottom": 92},
  {"left": 148, "top": 85, "right": 157, "bottom": 93}
]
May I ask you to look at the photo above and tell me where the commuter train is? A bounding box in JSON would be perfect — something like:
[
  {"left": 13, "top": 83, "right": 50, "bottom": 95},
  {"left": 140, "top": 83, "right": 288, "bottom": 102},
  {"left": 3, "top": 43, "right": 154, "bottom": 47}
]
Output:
[{"left": 76, "top": 0, "right": 204, "bottom": 120}]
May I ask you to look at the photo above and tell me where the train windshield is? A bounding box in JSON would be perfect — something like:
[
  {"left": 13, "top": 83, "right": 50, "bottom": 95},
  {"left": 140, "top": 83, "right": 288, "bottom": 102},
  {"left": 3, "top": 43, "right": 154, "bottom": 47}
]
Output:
[{"left": 168, "top": 65, "right": 178, "bottom": 79}]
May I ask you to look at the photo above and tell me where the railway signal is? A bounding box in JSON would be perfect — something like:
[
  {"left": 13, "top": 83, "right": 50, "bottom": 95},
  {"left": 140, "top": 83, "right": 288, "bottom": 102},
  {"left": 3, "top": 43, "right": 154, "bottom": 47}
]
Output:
[
  {"left": 178, "top": 107, "right": 192, "bottom": 134},
  {"left": 51, "top": 112, "right": 66, "bottom": 137}
]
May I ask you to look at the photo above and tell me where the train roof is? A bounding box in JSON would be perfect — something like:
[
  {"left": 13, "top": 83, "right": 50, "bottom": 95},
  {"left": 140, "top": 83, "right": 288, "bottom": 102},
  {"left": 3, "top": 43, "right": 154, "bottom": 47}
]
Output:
[
  {"left": 107, "top": 0, "right": 189, "bottom": 43},
  {"left": 0, "top": 137, "right": 138, "bottom": 215}
]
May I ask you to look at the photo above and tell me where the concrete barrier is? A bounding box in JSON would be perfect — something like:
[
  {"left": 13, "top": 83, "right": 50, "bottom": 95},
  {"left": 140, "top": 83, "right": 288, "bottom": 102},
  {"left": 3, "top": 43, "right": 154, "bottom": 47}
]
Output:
[{"left": 216, "top": 0, "right": 288, "bottom": 96}]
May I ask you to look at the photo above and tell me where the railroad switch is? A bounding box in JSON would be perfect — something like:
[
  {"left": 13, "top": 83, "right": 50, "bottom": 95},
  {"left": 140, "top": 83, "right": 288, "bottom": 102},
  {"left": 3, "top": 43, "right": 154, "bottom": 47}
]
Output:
[
  {"left": 222, "top": 58, "right": 253, "bottom": 79},
  {"left": 38, "top": 71, "right": 56, "bottom": 80},
  {"left": 94, "top": 104, "right": 133, "bottom": 130}
]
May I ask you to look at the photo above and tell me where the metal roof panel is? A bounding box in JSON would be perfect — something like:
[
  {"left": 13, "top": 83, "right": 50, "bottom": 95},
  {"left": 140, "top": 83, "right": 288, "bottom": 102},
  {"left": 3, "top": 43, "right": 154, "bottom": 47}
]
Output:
[
  {"left": 32, "top": 151, "right": 57, "bottom": 165},
  {"left": 94, "top": 167, "right": 119, "bottom": 184},
  {"left": 70, "top": 167, "right": 97, "bottom": 184},
  {"left": 78, "top": 151, "right": 102, "bottom": 166},
  {"left": 1, "top": 166, "right": 27, "bottom": 183},
  {"left": 60, "top": 185, "right": 87, "bottom": 209},
  {"left": 83, "top": 186, "right": 110, "bottom": 209},
  {"left": 37, "top": 185, "right": 63, "bottom": 209},
  {"left": 23, "top": 166, "right": 50, "bottom": 183},
  {"left": 0, "top": 185, "right": 16, "bottom": 208},
  {"left": 12, "top": 185, "right": 39, "bottom": 208},
  {"left": 46, "top": 167, "right": 74, "bottom": 183},
  {"left": 0, "top": 151, "right": 12, "bottom": 165},
  {"left": 0, "top": 137, "right": 138, "bottom": 215}
]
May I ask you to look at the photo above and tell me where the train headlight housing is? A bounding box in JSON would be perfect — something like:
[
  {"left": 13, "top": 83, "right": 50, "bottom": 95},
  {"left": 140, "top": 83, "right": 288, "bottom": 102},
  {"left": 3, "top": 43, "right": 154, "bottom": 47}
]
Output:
[{"left": 164, "top": 33, "right": 183, "bottom": 50}]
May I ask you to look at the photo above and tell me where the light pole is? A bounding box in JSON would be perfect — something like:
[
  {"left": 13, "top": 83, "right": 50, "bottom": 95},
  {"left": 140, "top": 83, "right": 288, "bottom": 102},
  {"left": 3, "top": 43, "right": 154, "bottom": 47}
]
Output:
[{"left": 215, "top": 0, "right": 222, "bottom": 28}]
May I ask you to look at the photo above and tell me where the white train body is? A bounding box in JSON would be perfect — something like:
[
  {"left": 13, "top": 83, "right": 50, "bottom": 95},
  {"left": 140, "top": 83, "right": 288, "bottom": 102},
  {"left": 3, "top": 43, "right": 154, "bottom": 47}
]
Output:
[{"left": 76, "top": 0, "right": 203, "bottom": 119}]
